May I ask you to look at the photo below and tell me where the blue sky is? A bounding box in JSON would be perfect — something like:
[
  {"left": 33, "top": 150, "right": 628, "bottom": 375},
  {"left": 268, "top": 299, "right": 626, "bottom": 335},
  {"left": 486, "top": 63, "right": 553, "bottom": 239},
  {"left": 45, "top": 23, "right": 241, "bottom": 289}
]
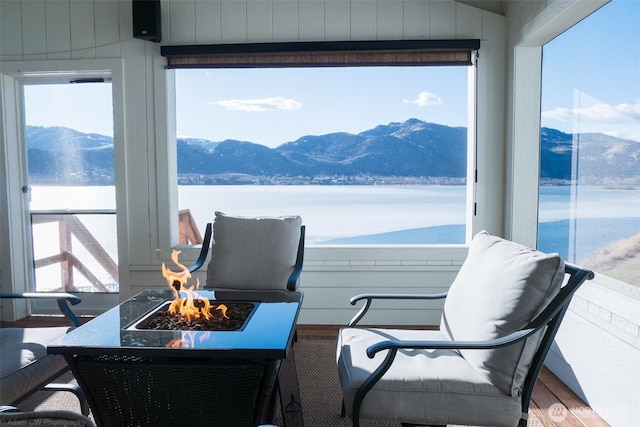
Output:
[
  {"left": 176, "top": 65, "right": 469, "bottom": 147},
  {"left": 24, "top": 0, "right": 639, "bottom": 146},
  {"left": 540, "top": 0, "right": 640, "bottom": 142}
]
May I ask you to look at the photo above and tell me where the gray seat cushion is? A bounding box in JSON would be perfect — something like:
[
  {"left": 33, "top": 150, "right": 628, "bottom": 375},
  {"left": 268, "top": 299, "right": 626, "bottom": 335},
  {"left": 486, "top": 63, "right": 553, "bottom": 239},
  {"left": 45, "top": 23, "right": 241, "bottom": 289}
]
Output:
[
  {"left": 0, "top": 327, "right": 71, "bottom": 404},
  {"left": 336, "top": 327, "right": 521, "bottom": 427},
  {"left": 440, "top": 230, "right": 564, "bottom": 396},
  {"left": 206, "top": 211, "right": 302, "bottom": 290}
]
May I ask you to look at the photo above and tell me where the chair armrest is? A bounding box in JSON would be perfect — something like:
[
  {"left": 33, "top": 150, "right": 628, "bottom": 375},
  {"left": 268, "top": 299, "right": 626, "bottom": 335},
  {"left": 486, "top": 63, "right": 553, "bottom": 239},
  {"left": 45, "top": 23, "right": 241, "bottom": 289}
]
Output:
[
  {"left": 348, "top": 326, "right": 537, "bottom": 418},
  {"left": 348, "top": 291, "right": 448, "bottom": 327},
  {"left": 188, "top": 223, "right": 213, "bottom": 273},
  {"left": 0, "top": 292, "right": 83, "bottom": 327},
  {"left": 366, "top": 327, "right": 535, "bottom": 358},
  {"left": 286, "top": 225, "right": 306, "bottom": 291}
]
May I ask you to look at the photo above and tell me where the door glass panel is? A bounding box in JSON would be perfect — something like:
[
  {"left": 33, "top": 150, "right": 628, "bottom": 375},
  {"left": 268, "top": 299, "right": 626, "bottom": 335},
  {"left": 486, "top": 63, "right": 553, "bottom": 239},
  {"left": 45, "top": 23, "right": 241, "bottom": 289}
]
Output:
[{"left": 24, "top": 82, "right": 118, "bottom": 293}]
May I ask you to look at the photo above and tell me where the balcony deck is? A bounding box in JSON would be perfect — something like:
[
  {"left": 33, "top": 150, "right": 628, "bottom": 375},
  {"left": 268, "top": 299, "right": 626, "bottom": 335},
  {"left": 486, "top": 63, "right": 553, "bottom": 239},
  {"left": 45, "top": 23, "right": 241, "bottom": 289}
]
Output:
[{"left": 1, "top": 317, "right": 610, "bottom": 426}]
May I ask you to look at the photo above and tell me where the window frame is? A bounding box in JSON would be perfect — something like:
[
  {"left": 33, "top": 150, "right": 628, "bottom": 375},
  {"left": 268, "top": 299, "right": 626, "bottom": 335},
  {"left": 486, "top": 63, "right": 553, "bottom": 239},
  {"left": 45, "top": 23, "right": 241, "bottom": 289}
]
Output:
[
  {"left": 0, "top": 59, "right": 125, "bottom": 317},
  {"left": 163, "top": 40, "right": 481, "bottom": 247},
  {"left": 507, "top": 1, "right": 607, "bottom": 247}
]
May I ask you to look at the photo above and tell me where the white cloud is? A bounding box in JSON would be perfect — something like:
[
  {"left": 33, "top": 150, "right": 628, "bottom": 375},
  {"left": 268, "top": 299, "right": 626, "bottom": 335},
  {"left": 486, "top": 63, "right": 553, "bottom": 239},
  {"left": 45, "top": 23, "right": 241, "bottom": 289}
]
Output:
[
  {"left": 403, "top": 91, "right": 443, "bottom": 107},
  {"left": 212, "top": 97, "right": 302, "bottom": 112},
  {"left": 542, "top": 102, "right": 640, "bottom": 142},
  {"left": 542, "top": 102, "right": 640, "bottom": 124}
]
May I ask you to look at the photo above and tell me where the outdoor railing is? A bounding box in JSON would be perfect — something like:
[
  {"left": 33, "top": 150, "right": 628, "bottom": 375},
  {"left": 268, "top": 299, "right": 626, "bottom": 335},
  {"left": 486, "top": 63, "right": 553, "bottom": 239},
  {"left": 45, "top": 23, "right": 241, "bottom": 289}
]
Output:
[
  {"left": 31, "top": 210, "right": 119, "bottom": 293},
  {"left": 179, "top": 209, "right": 203, "bottom": 244},
  {"left": 31, "top": 209, "right": 201, "bottom": 293}
]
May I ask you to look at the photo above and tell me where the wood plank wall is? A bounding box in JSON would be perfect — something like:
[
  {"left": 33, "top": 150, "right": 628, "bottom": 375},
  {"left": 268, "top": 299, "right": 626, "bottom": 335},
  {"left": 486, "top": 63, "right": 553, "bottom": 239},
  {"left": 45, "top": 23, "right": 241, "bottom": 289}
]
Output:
[{"left": 2, "top": 1, "right": 497, "bottom": 58}]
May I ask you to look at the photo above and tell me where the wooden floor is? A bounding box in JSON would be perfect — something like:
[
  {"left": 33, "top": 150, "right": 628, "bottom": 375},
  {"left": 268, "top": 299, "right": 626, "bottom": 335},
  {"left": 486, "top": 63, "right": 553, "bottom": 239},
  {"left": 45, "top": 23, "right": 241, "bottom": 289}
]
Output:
[{"left": 2, "top": 317, "right": 610, "bottom": 426}]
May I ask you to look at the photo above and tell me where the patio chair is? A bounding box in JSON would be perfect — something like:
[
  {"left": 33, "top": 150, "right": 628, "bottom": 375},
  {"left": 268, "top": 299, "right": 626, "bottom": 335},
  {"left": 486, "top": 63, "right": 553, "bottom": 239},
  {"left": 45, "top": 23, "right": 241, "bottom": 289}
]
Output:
[
  {"left": 187, "top": 211, "right": 305, "bottom": 426},
  {"left": 188, "top": 211, "right": 305, "bottom": 291},
  {"left": 0, "top": 292, "right": 89, "bottom": 415},
  {"left": 336, "top": 230, "right": 594, "bottom": 427}
]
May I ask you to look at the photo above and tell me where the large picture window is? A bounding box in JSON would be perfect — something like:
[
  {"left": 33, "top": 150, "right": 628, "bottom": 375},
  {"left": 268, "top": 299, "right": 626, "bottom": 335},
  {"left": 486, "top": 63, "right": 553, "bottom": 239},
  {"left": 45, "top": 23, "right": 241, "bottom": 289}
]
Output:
[
  {"left": 165, "top": 41, "right": 478, "bottom": 245},
  {"left": 538, "top": 0, "right": 639, "bottom": 286}
]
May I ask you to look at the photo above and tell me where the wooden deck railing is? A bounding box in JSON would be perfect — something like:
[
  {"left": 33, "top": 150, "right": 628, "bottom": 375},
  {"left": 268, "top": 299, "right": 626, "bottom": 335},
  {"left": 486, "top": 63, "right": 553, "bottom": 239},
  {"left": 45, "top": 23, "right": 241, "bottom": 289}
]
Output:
[
  {"left": 179, "top": 209, "right": 203, "bottom": 245},
  {"left": 31, "top": 209, "right": 202, "bottom": 292},
  {"left": 31, "top": 211, "right": 119, "bottom": 292}
]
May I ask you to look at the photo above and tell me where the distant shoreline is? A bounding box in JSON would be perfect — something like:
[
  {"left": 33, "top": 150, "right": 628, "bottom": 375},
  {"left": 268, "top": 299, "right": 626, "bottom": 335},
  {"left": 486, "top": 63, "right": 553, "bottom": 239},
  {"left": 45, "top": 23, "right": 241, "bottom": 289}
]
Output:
[
  {"left": 29, "top": 178, "right": 639, "bottom": 188},
  {"left": 321, "top": 218, "right": 640, "bottom": 249}
]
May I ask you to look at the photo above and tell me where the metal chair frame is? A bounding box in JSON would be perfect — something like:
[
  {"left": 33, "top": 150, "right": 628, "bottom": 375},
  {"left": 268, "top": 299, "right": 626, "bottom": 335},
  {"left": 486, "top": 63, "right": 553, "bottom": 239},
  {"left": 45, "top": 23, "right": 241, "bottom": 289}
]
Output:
[
  {"left": 0, "top": 292, "right": 89, "bottom": 415},
  {"left": 342, "top": 263, "right": 594, "bottom": 427}
]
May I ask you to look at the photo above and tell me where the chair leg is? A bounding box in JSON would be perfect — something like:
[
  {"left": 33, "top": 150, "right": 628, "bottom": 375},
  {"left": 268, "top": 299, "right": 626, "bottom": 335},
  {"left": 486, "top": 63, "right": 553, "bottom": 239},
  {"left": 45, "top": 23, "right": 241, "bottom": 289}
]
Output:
[{"left": 43, "top": 383, "right": 89, "bottom": 416}]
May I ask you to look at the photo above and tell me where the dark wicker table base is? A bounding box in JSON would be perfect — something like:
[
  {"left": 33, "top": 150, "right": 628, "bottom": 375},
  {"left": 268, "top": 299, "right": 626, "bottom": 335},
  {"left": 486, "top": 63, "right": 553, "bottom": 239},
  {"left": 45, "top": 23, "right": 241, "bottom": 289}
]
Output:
[{"left": 68, "top": 354, "right": 280, "bottom": 427}]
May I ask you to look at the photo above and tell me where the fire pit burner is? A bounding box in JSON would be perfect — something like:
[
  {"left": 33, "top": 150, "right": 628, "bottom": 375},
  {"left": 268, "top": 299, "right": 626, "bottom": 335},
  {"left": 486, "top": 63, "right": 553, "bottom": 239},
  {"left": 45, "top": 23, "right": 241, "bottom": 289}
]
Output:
[{"left": 132, "top": 301, "right": 257, "bottom": 331}]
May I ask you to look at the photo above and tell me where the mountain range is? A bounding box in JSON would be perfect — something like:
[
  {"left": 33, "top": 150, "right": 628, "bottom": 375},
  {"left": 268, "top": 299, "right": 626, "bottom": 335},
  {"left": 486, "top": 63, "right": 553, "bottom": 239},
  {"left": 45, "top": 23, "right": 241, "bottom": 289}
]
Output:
[{"left": 25, "top": 119, "right": 640, "bottom": 185}]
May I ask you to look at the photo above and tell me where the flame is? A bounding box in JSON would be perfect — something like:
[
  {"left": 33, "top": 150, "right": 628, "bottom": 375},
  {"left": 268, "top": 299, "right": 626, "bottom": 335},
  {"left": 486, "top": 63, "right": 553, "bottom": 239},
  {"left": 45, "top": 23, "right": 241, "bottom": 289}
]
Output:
[
  {"left": 161, "top": 250, "right": 192, "bottom": 298},
  {"left": 166, "top": 331, "right": 211, "bottom": 348},
  {"left": 162, "top": 249, "right": 211, "bottom": 321},
  {"left": 216, "top": 304, "right": 230, "bottom": 319}
]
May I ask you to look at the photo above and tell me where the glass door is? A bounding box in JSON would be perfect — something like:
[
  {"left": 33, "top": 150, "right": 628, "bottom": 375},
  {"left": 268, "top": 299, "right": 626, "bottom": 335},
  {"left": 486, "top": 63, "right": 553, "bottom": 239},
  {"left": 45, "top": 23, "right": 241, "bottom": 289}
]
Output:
[{"left": 22, "top": 79, "right": 119, "bottom": 312}]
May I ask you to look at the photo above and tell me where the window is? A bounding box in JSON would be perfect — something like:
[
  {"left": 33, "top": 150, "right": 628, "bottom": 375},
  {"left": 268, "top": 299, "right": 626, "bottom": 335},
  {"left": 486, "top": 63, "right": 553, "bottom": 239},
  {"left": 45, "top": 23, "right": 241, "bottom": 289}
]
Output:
[
  {"left": 538, "top": 0, "right": 640, "bottom": 286},
  {"left": 167, "top": 41, "right": 478, "bottom": 245},
  {"left": 24, "top": 81, "right": 119, "bottom": 294}
]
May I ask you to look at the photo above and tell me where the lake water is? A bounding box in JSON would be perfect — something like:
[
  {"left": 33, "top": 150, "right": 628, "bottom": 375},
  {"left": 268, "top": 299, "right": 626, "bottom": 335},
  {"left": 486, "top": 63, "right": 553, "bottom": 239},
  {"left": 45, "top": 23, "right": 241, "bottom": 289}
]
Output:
[
  {"left": 178, "top": 185, "right": 469, "bottom": 244},
  {"left": 30, "top": 184, "right": 639, "bottom": 263}
]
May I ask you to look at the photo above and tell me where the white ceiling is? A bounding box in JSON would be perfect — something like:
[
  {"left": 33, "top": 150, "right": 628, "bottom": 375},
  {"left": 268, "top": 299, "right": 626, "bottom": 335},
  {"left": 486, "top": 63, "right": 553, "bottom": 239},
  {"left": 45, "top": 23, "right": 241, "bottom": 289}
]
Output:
[{"left": 455, "top": 0, "right": 505, "bottom": 16}]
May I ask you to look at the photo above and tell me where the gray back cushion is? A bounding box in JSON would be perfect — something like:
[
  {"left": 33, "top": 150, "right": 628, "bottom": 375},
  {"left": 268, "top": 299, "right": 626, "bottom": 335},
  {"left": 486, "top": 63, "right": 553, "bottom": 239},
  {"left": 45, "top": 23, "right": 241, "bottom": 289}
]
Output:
[
  {"left": 206, "top": 212, "right": 302, "bottom": 290},
  {"left": 440, "top": 230, "right": 564, "bottom": 396}
]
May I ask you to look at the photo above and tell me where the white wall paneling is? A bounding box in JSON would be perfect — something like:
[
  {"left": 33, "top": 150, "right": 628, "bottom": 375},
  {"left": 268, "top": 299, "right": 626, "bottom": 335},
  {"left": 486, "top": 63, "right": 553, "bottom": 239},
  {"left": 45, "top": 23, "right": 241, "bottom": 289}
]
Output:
[
  {"left": 377, "top": 0, "right": 403, "bottom": 39},
  {"left": 45, "top": 0, "right": 72, "bottom": 60},
  {"left": 429, "top": 0, "right": 456, "bottom": 37},
  {"left": 70, "top": 0, "right": 96, "bottom": 59},
  {"left": 169, "top": 0, "right": 196, "bottom": 44},
  {"left": 95, "top": 0, "right": 122, "bottom": 58},
  {"left": 299, "top": 0, "right": 325, "bottom": 41},
  {"left": 455, "top": 1, "right": 482, "bottom": 39},
  {"left": 350, "top": 0, "right": 377, "bottom": 40},
  {"left": 323, "top": 0, "right": 350, "bottom": 40},
  {"left": 220, "top": 0, "right": 248, "bottom": 43},
  {"left": 247, "top": 0, "right": 273, "bottom": 42},
  {"left": 21, "top": 0, "right": 47, "bottom": 61},
  {"left": 194, "top": 0, "right": 222, "bottom": 43},
  {"left": 1, "top": 0, "right": 23, "bottom": 60},
  {"left": 402, "top": 0, "right": 430, "bottom": 39}
]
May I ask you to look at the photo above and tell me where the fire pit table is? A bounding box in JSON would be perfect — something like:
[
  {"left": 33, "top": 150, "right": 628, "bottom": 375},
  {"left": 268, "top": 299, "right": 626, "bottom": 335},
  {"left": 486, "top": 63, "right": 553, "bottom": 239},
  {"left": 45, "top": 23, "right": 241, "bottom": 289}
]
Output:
[{"left": 48, "top": 288, "right": 303, "bottom": 427}]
